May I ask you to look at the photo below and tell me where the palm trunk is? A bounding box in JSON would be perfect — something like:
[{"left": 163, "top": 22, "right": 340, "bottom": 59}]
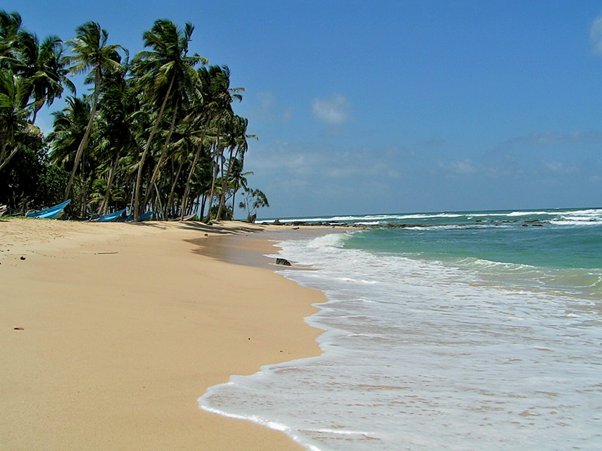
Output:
[
  {"left": 200, "top": 192, "right": 207, "bottom": 220},
  {"left": 0, "top": 144, "right": 19, "bottom": 172},
  {"left": 206, "top": 150, "right": 219, "bottom": 223},
  {"left": 79, "top": 176, "right": 89, "bottom": 217},
  {"left": 216, "top": 146, "right": 239, "bottom": 220},
  {"left": 133, "top": 73, "right": 175, "bottom": 221},
  {"left": 143, "top": 100, "right": 179, "bottom": 207},
  {"left": 215, "top": 147, "right": 231, "bottom": 220},
  {"left": 230, "top": 186, "right": 239, "bottom": 219},
  {"left": 64, "top": 71, "right": 101, "bottom": 201},
  {"left": 153, "top": 182, "right": 164, "bottom": 219},
  {"left": 180, "top": 143, "right": 203, "bottom": 221},
  {"left": 31, "top": 105, "right": 41, "bottom": 125},
  {"left": 165, "top": 161, "right": 183, "bottom": 218},
  {"left": 206, "top": 131, "right": 224, "bottom": 223},
  {"left": 98, "top": 151, "right": 121, "bottom": 215}
]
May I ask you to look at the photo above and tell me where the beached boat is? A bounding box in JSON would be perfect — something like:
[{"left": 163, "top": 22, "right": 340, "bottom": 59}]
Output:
[
  {"left": 93, "top": 208, "right": 127, "bottom": 222},
  {"left": 139, "top": 211, "right": 154, "bottom": 221},
  {"left": 125, "top": 211, "right": 155, "bottom": 222},
  {"left": 25, "top": 199, "right": 71, "bottom": 219}
]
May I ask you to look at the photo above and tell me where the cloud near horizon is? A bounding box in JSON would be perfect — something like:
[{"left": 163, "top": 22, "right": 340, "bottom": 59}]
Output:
[{"left": 311, "top": 94, "right": 350, "bottom": 125}]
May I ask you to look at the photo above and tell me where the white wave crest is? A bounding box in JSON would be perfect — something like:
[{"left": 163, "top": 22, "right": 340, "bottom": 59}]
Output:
[
  {"left": 305, "top": 232, "right": 348, "bottom": 249},
  {"left": 257, "top": 208, "right": 602, "bottom": 225}
]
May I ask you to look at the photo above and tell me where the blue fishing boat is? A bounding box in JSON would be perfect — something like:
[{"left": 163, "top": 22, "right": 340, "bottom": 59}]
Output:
[
  {"left": 138, "top": 211, "right": 154, "bottom": 221},
  {"left": 125, "top": 211, "right": 155, "bottom": 222},
  {"left": 94, "top": 208, "right": 127, "bottom": 222},
  {"left": 25, "top": 199, "right": 71, "bottom": 219}
]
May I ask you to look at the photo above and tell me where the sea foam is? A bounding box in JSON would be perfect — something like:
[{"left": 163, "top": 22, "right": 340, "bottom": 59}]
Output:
[{"left": 200, "top": 228, "right": 602, "bottom": 450}]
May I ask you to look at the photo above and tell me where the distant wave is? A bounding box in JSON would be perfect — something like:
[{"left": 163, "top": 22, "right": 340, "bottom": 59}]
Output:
[{"left": 259, "top": 208, "right": 602, "bottom": 225}]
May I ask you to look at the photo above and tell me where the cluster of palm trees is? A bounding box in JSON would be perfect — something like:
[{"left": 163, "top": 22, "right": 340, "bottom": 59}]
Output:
[{"left": 0, "top": 10, "right": 268, "bottom": 222}]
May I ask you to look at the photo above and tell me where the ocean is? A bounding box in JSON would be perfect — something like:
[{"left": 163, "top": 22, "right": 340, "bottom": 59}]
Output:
[{"left": 199, "top": 208, "right": 602, "bottom": 450}]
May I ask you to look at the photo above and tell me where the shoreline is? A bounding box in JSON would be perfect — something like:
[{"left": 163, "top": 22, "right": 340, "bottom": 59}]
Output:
[{"left": 0, "top": 218, "right": 325, "bottom": 450}]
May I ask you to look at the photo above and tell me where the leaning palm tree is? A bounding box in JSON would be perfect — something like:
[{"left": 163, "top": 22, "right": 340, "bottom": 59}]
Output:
[
  {"left": 196, "top": 65, "right": 241, "bottom": 222},
  {"left": 130, "top": 19, "right": 205, "bottom": 221},
  {"left": 61, "top": 21, "right": 124, "bottom": 201},
  {"left": 216, "top": 114, "right": 249, "bottom": 220},
  {"left": 20, "top": 34, "right": 75, "bottom": 123},
  {"left": 94, "top": 66, "right": 136, "bottom": 214},
  {"left": 229, "top": 163, "right": 252, "bottom": 216},
  {"left": 0, "top": 69, "right": 37, "bottom": 172},
  {"left": 0, "top": 10, "right": 26, "bottom": 64},
  {"left": 1, "top": 10, "right": 75, "bottom": 125},
  {"left": 48, "top": 96, "right": 90, "bottom": 171}
]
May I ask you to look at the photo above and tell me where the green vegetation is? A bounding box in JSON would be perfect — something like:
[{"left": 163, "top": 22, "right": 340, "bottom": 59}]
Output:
[
  {"left": 239, "top": 188, "right": 269, "bottom": 223},
  {"left": 0, "top": 10, "right": 268, "bottom": 222}
]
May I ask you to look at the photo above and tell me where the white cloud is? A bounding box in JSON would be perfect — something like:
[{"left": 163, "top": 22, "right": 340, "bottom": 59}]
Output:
[
  {"left": 246, "top": 142, "right": 401, "bottom": 185},
  {"left": 327, "top": 166, "right": 360, "bottom": 178},
  {"left": 493, "top": 130, "right": 602, "bottom": 155},
  {"left": 439, "top": 159, "right": 477, "bottom": 175},
  {"left": 311, "top": 94, "right": 350, "bottom": 125},
  {"left": 250, "top": 150, "right": 317, "bottom": 177},
  {"left": 591, "top": 16, "right": 602, "bottom": 55},
  {"left": 544, "top": 161, "right": 578, "bottom": 174}
]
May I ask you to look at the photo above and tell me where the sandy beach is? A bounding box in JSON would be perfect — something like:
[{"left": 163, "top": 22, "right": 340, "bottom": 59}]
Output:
[{"left": 0, "top": 218, "right": 324, "bottom": 450}]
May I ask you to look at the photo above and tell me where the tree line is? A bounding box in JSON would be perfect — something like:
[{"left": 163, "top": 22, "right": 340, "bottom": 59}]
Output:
[{"left": 0, "top": 10, "right": 269, "bottom": 222}]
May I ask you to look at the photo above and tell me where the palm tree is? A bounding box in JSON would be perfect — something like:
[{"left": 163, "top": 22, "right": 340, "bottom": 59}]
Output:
[
  {"left": 239, "top": 187, "right": 269, "bottom": 223},
  {"left": 48, "top": 96, "right": 90, "bottom": 171},
  {"left": 0, "top": 11, "right": 31, "bottom": 172},
  {"left": 216, "top": 114, "right": 249, "bottom": 220},
  {"left": 196, "top": 65, "right": 242, "bottom": 222},
  {"left": 0, "top": 11, "right": 75, "bottom": 174},
  {"left": 20, "top": 34, "right": 75, "bottom": 123},
  {"left": 0, "top": 10, "right": 26, "bottom": 64},
  {"left": 230, "top": 164, "right": 252, "bottom": 216},
  {"left": 0, "top": 13, "right": 262, "bottom": 222},
  {"left": 94, "top": 66, "right": 135, "bottom": 214},
  {"left": 61, "top": 21, "right": 124, "bottom": 201},
  {"left": 0, "top": 69, "right": 37, "bottom": 172},
  {"left": 130, "top": 19, "right": 205, "bottom": 221},
  {"left": 178, "top": 123, "right": 209, "bottom": 220}
]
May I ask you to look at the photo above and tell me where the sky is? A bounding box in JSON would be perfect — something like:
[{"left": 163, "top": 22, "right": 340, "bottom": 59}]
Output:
[{"left": 5, "top": 0, "right": 602, "bottom": 218}]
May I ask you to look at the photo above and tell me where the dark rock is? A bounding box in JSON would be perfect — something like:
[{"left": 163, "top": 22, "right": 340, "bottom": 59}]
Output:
[
  {"left": 522, "top": 220, "right": 545, "bottom": 227},
  {"left": 276, "top": 258, "right": 292, "bottom": 266},
  {"left": 273, "top": 219, "right": 281, "bottom": 225},
  {"left": 20, "top": 256, "right": 26, "bottom": 260}
]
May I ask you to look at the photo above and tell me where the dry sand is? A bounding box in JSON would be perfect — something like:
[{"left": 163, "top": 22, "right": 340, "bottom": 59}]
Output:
[{"left": 0, "top": 218, "right": 325, "bottom": 450}]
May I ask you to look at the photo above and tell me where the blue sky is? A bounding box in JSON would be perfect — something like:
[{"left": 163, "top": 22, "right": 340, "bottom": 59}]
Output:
[{"left": 6, "top": 0, "right": 602, "bottom": 218}]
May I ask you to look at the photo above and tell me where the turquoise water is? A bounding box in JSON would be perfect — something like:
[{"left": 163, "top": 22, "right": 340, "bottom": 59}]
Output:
[
  {"left": 343, "top": 209, "right": 602, "bottom": 270},
  {"left": 342, "top": 209, "right": 602, "bottom": 300},
  {"left": 202, "top": 208, "right": 602, "bottom": 450}
]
